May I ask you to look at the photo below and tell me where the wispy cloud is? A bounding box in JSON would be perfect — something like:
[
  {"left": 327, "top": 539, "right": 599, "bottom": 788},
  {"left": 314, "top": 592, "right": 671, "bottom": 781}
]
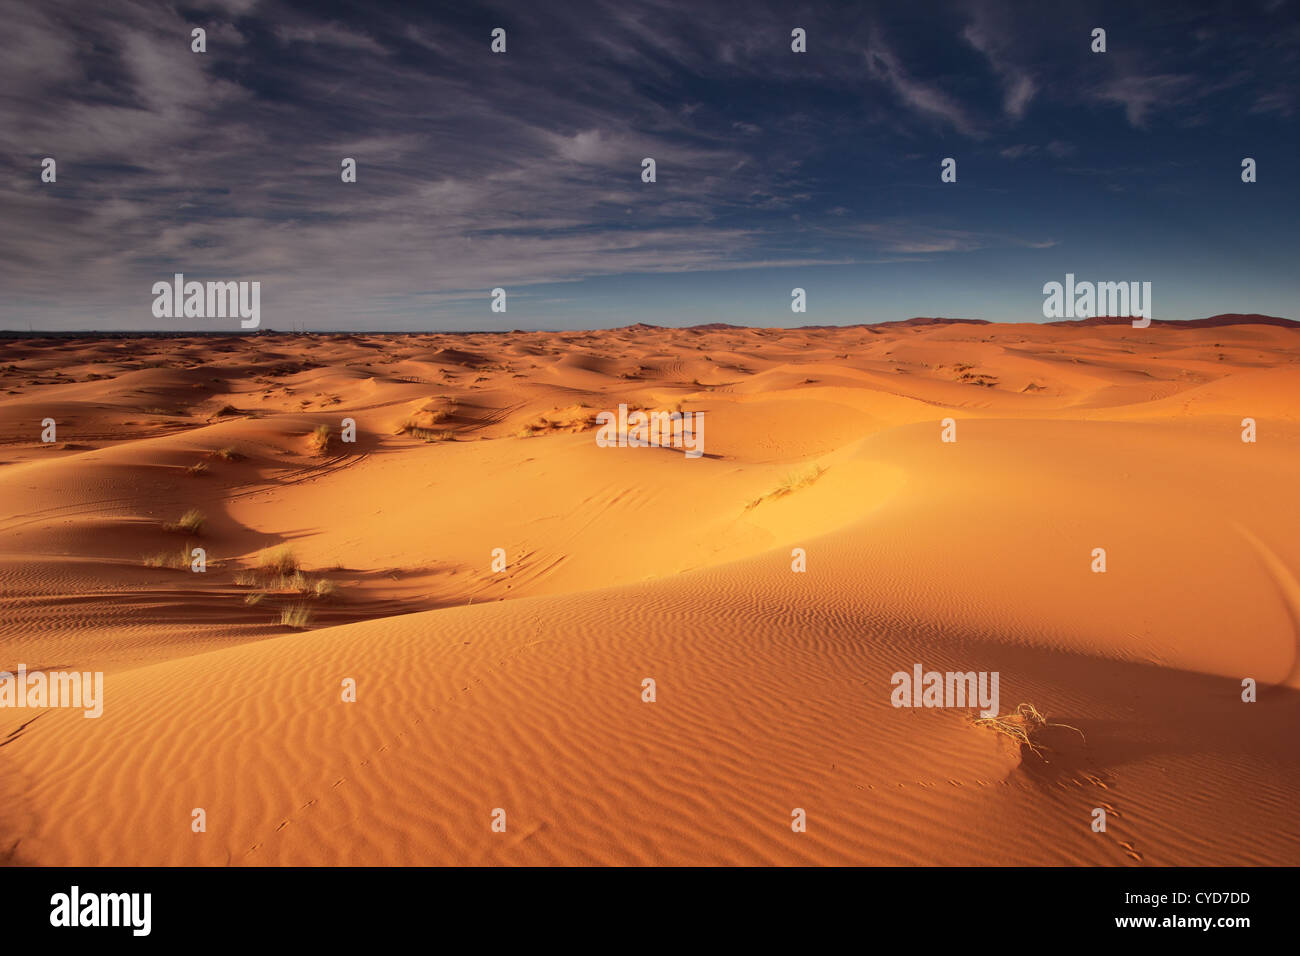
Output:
[
  {"left": 864, "top": 39, "right": 984, "bottom": 138},
  {"left": 1093, "top": 72, "right": 1196, "bottom": 127},
  {"left": 816, "top": 221, "right": 1056, "bottom": 255},
  {"left": 961, "top": 15, "right": 1036, "bottom": 119}
]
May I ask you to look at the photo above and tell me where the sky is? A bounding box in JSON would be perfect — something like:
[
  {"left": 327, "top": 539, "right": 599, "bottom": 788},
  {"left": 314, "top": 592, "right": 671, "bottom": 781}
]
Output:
[{"left": 1, "top": 0, "right": 1296, "bottom": 332}]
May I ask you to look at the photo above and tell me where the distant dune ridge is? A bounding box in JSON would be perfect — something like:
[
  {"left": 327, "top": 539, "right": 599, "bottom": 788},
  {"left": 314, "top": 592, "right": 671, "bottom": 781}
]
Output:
[
  {"left": 1044, "top": 313, "right": 1299, "bottom": 329},
  {"left": 1, "top": 319, "right": 1298, "bottom": 865}
]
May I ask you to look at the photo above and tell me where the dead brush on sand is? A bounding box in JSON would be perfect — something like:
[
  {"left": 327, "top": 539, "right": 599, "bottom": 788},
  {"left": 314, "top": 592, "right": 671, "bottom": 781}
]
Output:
[
  {"left": 235, "top": 546, "right": 337, "bottom": 600},
  {"left": 163, "top": 508, "right": 206, "bottom": 534},
  {"left": 973, "top": 703, "right": 1085, "bottom": 760},
  {"left": 144, "top": 544, "right": 199, "bottom": 569},
  {"left": 398, "top": 406, "right": 459, "bottom": 441},
  {"left": 279, "top": 604, "right": 313, "bottom": 629},
  {"left": 400, "top": 420, "right": 456, "bottom": 442},
  {"left": 745, "top": 465, "right": 827, "bottom": 511},
  {"left": 258, "top": 545, "right": 299, "bottom": 576},
  {"left": 308, "top": 423, "right": 332, "bottom": 454}
]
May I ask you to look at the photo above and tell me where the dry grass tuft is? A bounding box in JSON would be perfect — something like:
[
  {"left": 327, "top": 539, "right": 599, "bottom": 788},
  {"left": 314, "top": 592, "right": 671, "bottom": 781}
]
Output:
[
  {"left": 258, "top": 545, "right": 299, "bottom": 576},
  {"left": 235, "top": 548, "right": 337, "bottom": 602},
  {"left": 144, "top": 546, "right": 194, "bottom": 569},
  {"left": 308, "top": 423, "right": 331, "bottom": 454},
  {"left": 400, "top": 421, "right": 455, "bottom": 442},
  {"left": 279, "top": 604, "right": 313, "bottom": 629},
  {"left": 972, "top": 703, "right": 1085, "bottom": 760},
  {"left": 745, "top": 465, "right": 827, "bottom": 511},
  {"left": 164, "top": 508, "right": 206, "bottom": 534}
]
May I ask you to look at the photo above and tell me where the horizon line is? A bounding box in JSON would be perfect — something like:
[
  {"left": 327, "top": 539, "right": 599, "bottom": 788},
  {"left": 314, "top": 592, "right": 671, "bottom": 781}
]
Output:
[{"left": 1, "top": 313, "right": 1296, "bottom": 337}]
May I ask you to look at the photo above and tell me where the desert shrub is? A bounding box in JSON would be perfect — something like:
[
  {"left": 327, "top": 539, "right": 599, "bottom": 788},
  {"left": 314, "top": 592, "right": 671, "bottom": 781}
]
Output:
[
  {"left": 745, "top": 466, "right": 827, "bottom": 511},
  {"left": 144, "top": 546, "right": 192, "bottom": 569},
  {"left": 164, "top": 508, "right": 206, "bottom": 534},
  {"left": 258, "top": 545, "right": 299, "bottom": 576},
  {"left": 280, "top": 604, "right": 313, "bottom": 629},
  {"left": 972, "top": 703, "right": 1085, "bottom": 760},
  {"left": 308, "top": 424, "right": 331, "bottom": 454}
]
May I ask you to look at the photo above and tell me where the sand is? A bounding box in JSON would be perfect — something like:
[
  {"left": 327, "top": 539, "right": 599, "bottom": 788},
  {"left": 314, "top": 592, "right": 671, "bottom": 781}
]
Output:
[{"left": 1, "top": 320, "right": 1298, "bottom": 865}]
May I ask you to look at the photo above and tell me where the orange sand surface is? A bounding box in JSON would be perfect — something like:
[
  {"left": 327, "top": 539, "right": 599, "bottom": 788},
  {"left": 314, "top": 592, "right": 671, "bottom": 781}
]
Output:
[{"left": 1, "top": 322, "right": 1298, "bottom": 865}]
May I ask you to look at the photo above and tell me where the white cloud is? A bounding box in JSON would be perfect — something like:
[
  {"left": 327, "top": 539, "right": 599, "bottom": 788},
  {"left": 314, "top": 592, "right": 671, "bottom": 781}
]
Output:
[{"left": 864, "top": 41, "right": 983, "bottom": 138}]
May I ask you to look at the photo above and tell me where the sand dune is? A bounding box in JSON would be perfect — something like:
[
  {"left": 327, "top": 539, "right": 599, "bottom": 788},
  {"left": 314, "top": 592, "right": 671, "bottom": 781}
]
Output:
[{"left": 1, "top": 321, "right": 1298, "bottom": 865}]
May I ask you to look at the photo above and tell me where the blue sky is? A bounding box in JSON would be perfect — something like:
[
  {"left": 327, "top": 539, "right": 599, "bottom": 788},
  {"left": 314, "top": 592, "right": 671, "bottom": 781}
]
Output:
[{"left": 1, "top": 0, "right": 1296, "bottom": 331}]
